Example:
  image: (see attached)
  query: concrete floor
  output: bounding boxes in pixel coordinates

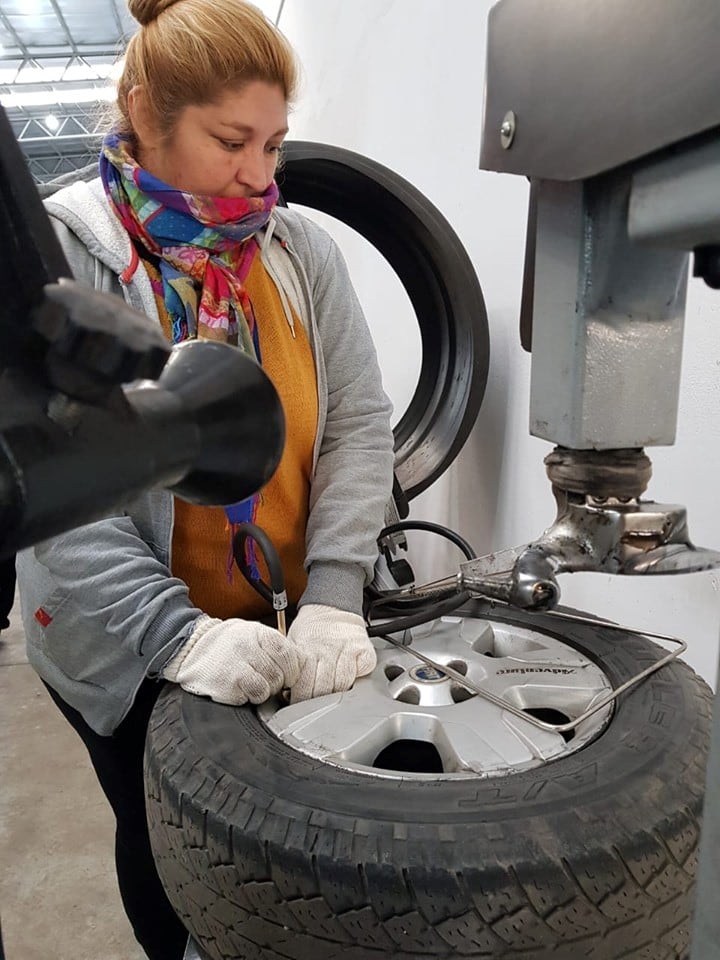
[0,599,145,960]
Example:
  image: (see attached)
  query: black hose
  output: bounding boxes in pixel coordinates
[231,518,473,639]
[366,519,475,625]
[367,590,472,638]
[232,522,285,605]
[366,585,460,620]
[378,520,477,561]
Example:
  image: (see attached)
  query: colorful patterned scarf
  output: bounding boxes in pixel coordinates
[100,130,278,348]
[99,131,279,579]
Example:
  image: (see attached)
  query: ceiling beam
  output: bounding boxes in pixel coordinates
[47,0,79,55]
[0,6,28,57]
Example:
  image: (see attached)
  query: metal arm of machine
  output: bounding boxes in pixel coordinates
[459,448,720,612]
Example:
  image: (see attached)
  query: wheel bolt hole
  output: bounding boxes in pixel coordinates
[396,686,421,705]
[384,664,405,681]
[451,683,475,703]
[446,659,468,675]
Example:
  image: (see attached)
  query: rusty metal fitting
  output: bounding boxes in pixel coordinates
[544,447,653,499]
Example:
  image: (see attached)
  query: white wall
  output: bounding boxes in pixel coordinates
[279,0,720,683]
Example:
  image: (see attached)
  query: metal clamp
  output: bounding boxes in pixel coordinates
[459,494,720,612]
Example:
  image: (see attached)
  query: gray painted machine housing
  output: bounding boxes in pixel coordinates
[480,0,720,182]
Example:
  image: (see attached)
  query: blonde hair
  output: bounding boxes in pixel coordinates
[117,0,298,139]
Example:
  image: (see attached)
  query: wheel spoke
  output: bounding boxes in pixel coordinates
[434,707,568,773]
[265,676,403,764]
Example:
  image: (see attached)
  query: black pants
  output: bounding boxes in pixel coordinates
[44,680,189,960]
[0,555,15,630]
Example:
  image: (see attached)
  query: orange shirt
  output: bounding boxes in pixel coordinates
[152,252,319,619]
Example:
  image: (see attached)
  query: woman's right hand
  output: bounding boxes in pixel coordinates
[161,614,299,705]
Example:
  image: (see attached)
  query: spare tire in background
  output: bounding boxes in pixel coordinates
[278,141,490,500]
[145,602,711,960]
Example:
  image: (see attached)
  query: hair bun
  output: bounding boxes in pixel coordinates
[128,0,182,27]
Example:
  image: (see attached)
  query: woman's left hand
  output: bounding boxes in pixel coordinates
[287,604,377,702]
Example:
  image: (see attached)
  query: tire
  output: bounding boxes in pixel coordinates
[278,142,490,500]
[145,603,711,960]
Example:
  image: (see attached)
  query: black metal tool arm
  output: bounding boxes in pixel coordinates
[0,103,285,558]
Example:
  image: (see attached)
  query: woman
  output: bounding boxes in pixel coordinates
[16,1,394,957]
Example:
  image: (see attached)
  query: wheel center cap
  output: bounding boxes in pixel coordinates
[409,664,448,683]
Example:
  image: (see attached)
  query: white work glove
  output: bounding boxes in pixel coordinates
[288,604,377,702]
[161,614,300,706]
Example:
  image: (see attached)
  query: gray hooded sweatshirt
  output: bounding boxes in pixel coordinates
[17,176,394,734]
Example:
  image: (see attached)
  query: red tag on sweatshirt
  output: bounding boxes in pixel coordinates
[34,608,53,627]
